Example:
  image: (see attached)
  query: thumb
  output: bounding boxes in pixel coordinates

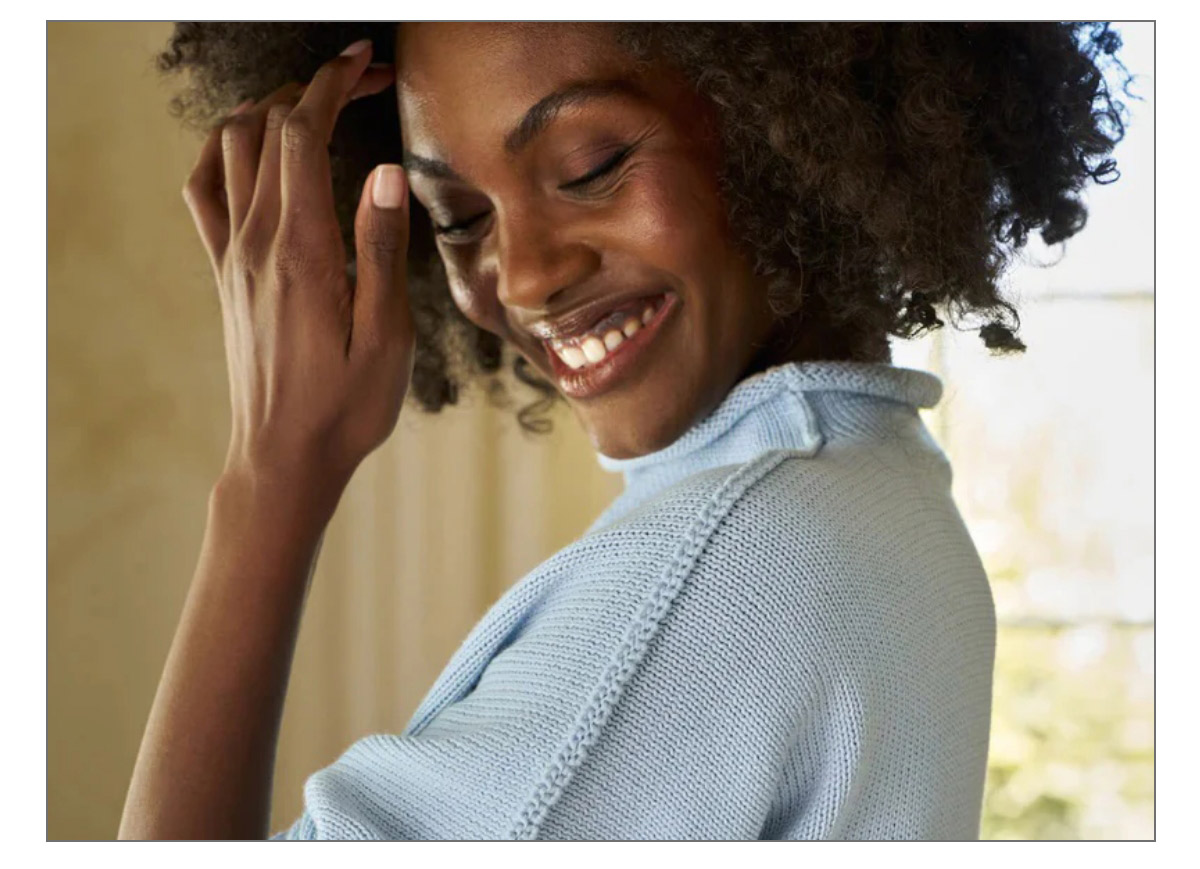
[352,164,411,350]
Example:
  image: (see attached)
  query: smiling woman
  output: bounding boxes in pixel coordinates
[128,21,1134,840]
[393,23,780,458]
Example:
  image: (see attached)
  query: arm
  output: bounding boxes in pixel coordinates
[257,457,802,840]
[119,35,410,839]
[117,468,337,840]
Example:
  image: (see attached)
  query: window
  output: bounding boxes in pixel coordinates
[889,21,1154,839]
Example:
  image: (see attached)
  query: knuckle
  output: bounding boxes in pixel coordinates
[221,113,254,135]
[274,216,310,253]
[220,116,254,151]
[271,225,322,277]
[310,62,339,88]
[280,112,316,154]
[182,176,213,207]
[358,214,403,259]
[269,245,307,282]
[356,237,397,270]
[265,100,294,131]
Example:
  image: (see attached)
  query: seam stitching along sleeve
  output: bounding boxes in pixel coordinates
[506,450,796,840]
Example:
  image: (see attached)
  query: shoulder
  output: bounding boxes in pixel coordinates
[585,440,948,609]
[532,446,914,698]
[569,440,995,705]
[679,444,994,655]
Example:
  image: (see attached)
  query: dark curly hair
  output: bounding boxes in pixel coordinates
[154,22,1135,434]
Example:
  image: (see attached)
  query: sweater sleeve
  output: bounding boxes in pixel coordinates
[267,448,994,839]
[261,454,788,840]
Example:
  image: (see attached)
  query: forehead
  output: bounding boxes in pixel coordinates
[394,23,642,150]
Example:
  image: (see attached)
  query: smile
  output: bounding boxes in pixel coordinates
[544,292,679,400]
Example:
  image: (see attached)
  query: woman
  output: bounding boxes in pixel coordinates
[120,22,1130,840]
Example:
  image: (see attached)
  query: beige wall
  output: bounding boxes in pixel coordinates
[47,21,621,840]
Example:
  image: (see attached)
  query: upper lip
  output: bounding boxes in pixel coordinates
[522,289,668,342]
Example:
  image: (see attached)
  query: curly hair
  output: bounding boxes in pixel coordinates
[154,22,1134,434]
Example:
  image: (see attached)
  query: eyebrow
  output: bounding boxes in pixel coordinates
[401,77,647,184]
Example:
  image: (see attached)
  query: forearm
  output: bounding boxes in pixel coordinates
[118,468,341,840]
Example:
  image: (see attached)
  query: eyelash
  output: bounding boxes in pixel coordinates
[432,147,633,239]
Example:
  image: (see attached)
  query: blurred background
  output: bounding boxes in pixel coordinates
[47,22,1153,840]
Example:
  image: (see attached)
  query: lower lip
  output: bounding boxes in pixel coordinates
[545,293,679,400]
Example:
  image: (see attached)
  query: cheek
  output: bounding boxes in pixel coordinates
[621,166,725,270]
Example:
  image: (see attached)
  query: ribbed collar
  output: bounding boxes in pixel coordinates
[587,360,942,532]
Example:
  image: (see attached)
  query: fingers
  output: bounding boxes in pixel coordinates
[249,69,395,243]
[353,64,397,99]
[280,39,378,230]
[182,109,240,276]
[181,51,396,274]
[220,102,266,235]
[245,82,306,242]
[352,164,411,353]
[295,40,382,149]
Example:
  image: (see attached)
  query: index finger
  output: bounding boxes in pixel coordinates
[279,40,378,224]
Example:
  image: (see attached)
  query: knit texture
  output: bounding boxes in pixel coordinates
[270,360,996,840]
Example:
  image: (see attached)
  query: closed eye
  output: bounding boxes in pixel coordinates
[560,146,633,192]
[432,146,634,238]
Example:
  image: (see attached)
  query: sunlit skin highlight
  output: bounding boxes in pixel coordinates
[395,22,779,459]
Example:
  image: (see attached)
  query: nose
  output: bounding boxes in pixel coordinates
[494,203,599,313]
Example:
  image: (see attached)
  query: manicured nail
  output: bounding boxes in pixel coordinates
[372,165,407,209]
[341,38,372,57]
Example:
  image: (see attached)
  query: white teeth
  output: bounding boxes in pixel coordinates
[549,295,668,371]
[580,335,607,364]
[559,344,586,369]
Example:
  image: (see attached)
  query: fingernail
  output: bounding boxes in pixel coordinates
[341,38,372,57]
[230,98,255,115]
[372,165,407,209]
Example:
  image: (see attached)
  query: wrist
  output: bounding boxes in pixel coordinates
[210,456,347,540]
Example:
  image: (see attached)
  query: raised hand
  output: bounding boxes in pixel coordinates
[182,38,411,508]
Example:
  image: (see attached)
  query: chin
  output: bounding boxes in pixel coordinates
[581,401,691,460]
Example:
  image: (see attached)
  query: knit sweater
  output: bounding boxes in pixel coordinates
[269,360,996,840]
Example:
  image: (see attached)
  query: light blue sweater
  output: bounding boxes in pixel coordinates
[270,360,996,840]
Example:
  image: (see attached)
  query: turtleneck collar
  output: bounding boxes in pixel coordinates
[586,360,942,533]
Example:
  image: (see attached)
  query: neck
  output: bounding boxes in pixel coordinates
[741,307,892,383]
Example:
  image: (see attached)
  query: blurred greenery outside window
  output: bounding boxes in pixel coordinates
[888,22,1153,840]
